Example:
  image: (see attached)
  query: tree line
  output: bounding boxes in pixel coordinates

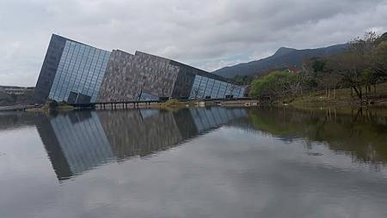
[249,32,387,104]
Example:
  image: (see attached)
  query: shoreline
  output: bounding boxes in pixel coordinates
[2,98,387,115]
[1,99,260,113]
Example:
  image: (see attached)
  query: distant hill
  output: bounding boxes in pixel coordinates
[212,44,348,78]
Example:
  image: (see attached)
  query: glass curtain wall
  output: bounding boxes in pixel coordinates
[48,40,110,103]
[189,75,245,99]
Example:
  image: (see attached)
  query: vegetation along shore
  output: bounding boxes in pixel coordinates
[247,32,387,107]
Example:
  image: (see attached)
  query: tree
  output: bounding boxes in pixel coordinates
[301,58,342,98]
[372,40,387,81]
[327,32,379,103]
[250,71,299,102]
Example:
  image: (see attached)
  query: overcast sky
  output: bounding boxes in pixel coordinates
[1,0,387,86]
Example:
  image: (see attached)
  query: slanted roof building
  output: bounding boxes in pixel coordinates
[34,34,246,104]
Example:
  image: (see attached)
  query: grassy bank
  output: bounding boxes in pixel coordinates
[288,82,387,108]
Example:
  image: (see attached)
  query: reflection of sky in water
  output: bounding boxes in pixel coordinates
[1,108,387,218]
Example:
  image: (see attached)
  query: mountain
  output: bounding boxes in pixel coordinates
[212,44,348,78]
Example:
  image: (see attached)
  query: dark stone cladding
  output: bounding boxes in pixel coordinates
[98,50,138,101]
[98,50,239,102]
[98,50,181,102]
[33,34,67,103]
[134,51,180,98]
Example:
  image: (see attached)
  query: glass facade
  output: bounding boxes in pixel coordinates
[48,40,110,104]
[190,107,247,133]
[189,75,245,99]
[139,92,159,101]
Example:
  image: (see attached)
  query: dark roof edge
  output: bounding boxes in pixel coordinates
[51,34,110,53]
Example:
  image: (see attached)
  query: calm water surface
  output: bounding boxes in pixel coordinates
[1,107,387,218]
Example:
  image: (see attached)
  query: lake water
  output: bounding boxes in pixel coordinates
[1,107,387,218]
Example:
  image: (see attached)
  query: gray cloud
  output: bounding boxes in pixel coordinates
[1,0,387,86]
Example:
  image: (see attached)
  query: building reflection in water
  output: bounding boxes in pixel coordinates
[36,107,247,181]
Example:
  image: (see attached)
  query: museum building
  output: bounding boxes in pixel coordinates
[34,34,246,104]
